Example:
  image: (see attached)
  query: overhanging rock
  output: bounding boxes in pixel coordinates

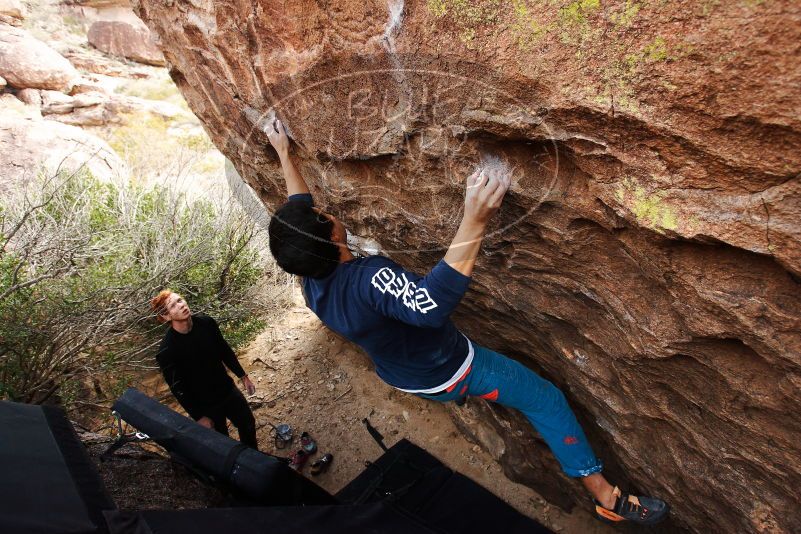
[132,1,801,532]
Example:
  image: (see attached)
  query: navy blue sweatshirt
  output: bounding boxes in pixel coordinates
[291,194,473,391]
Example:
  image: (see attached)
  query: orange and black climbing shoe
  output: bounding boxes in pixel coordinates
[594,486,670,526]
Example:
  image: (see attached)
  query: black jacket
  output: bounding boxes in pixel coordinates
[156,314,246,419]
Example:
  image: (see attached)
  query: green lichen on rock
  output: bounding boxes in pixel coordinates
[610,0,640,27]
[460,26,477,44]
[625,35,670,70]
[423,0,661,67]
[555,0,602,45]
[510,0,547,49]
[423,0,548,49]
[643,36,668,61]
[425,0,502,26]
[635,35,697,66]
[616,177,679,232]
[427,0,449,18]
[558,0,600,26]
[424,0,503,46]
[697,0,720,17]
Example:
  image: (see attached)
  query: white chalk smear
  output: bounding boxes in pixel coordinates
[475,154,513,189]
[244,106,296,141]
[383,0,405,52]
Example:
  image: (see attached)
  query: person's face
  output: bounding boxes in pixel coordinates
[313,208,347,245]
[162,293,191,322]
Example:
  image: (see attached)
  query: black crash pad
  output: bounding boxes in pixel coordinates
[0,400,115,534]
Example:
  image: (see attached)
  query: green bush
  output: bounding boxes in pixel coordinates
[0,169,292,404]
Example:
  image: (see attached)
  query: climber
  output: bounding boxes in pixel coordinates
[150,290,259,450]
[264,118,669,525]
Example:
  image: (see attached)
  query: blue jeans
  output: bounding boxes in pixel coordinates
[417,343,603,477]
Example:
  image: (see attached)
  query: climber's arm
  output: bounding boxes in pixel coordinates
[363,166,510,329]
[442,167,510,277]
[266,119,310,198]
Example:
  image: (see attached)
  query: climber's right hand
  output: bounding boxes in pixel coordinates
[462,167,510,228]
[266,118,290,156]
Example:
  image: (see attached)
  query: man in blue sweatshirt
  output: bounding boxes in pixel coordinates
[264,119,668,525]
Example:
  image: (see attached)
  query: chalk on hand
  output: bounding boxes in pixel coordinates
[476,154,513,190]
[244,106,277,134]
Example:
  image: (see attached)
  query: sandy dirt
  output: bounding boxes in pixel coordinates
[237,292,614,534]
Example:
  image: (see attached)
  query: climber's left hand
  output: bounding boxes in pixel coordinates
[266,118,290,156]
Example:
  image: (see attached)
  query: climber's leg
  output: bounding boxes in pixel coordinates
[416,342,670,525]
[583,472,616,508]
[462,343,603,477]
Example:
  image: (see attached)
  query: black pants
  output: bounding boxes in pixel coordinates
[205,387,258,450]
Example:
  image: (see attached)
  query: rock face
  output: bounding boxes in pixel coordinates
[132,1,801,532]
[0,24,78,91]
[0,102,127,190]
[87,19,165,66]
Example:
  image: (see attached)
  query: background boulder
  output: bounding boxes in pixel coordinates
[0,24,78,91]
[40,89,75,114]
[15,88,42,106]
[87,19,165,66]
[0,102,127,190]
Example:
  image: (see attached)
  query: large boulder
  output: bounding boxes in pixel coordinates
[87,19,165,66]
[0,103,127,190]
[0,24,78,91]
[133,1,801,532]
[69,78,109,96]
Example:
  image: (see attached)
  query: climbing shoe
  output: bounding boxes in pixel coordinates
[594,486,670,525]
[300,432,318,454]
[310,453,334,476]
[289,449,310,471]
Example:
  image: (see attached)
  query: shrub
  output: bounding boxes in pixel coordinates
[0,168,292,404]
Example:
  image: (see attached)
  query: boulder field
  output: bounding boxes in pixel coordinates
[132,1,801,532]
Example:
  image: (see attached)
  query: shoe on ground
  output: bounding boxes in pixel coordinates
[300,431,317,454]
[289,449,309,471]
[594,486,670,525]
[310,453,333,476]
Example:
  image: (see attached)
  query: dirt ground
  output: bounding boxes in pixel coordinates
[236,291,614,534]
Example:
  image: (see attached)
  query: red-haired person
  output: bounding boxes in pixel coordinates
[151,290,258,449]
